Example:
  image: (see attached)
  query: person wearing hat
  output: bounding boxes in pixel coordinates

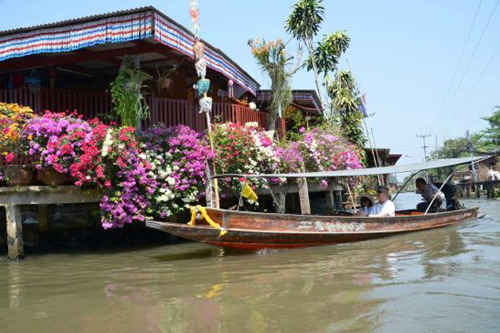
[356,194,375,216]
[368,186,395,217]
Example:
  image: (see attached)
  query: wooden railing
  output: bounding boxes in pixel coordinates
[1,89,287,166]
[0,88,111,119]
[0,88,279,131]
[146,97,269,132]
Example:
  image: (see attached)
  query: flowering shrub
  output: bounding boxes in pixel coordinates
[277,126,364,187]
[68,120,157,229]
[141,124,214,218]
[0,103,34,163]
[22,113,157,229]
[212,122,280,198]
[23,111,92,172]
[99,147,157,229]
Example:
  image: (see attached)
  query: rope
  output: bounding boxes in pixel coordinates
[188,205,227,237]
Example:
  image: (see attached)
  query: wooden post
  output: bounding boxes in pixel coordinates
[297,178,311,215]
[38,204,49,232]
[5,205,24,261]
[476,184,481,199]
[277,193,286,214]
[486,185,492,198]
[325,190,335,215]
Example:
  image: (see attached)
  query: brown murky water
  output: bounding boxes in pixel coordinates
[0,193,499,332]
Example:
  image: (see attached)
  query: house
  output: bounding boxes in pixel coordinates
[0,6,274,131]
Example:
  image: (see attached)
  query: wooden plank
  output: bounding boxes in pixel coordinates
[0,186,101,206]
[6,205,24,261]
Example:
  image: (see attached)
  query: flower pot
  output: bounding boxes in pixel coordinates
[38,167,67,186]
[4,165,34,186]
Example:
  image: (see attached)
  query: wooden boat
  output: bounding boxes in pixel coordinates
[146,156,486,250]
[146,206,478,250]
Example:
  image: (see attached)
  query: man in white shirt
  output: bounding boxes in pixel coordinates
[368,186,396,217]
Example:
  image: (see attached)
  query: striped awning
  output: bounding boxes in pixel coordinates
[0,7,259,95]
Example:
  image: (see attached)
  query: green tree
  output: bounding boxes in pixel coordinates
[249,39,300,131]
[307,31,350,76]
[326,70,366,147]
[429,133,483,159]
[481,105,500,151]
[286,0,325,109]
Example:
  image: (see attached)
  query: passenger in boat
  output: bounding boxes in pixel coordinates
[368,186,395,217]
[356,194,374,216]
[415,178,447,212]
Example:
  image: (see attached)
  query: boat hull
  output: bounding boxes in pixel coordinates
[146,207,478,250]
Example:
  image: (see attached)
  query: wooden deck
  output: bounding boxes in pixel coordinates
[0,186,101,261]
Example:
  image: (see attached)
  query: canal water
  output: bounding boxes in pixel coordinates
[0,193,499,332]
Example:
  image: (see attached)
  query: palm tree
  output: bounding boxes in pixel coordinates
[249,39,300,131]
[307,31,350,76]
[286,0,325,110]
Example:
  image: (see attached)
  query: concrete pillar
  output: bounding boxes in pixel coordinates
[5,205,24,261]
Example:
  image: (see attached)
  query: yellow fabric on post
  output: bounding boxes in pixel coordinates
[241,182,258,202]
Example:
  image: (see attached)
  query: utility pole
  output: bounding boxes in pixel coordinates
[435,135,441,180]
[417,134,431,162]
[435,135,439,159]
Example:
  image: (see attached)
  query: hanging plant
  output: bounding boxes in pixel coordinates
[110,57,152,127]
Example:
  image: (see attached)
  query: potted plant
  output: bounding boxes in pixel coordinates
[23,111,92,186]
[0,103,35,186]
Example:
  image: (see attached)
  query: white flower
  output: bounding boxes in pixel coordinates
[166,177,176,186]
[101,129,114,157]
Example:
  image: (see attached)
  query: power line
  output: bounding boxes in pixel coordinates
[462,36,500,105]
[433,0,483,126]
[443,36,500,131]
[435,0,499,128]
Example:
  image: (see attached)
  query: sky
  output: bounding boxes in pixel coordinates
[1,0,499,166]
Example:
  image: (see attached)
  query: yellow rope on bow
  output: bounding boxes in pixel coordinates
[187,205,227,237]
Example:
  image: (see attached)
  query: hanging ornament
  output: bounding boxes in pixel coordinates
[190,0,200,38]
[227,79,234,99]
[193,41,205,59]
[193,78,210,97]
[190,6,199,22]
[199,96,213,113]
[195,57,207,79]
[192,23,201,39]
